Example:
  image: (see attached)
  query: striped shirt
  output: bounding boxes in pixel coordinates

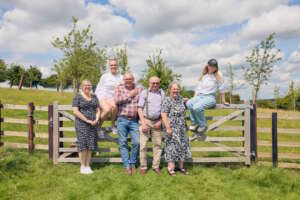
[114,84,143,118]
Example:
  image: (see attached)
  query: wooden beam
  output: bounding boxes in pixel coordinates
[52,102,59,164]
[58,111,75,121]
[244,102,251,165]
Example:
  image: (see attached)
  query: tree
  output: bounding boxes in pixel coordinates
[181,87,194,98]
[6,64,25,88]
[52,17,106,94]
[288,80,296,111]
[24,66,42,88]
[53,62,69,93]
[224,63,244,104]
[243,33,282,103]
[114,45,130,75]
[40,75,58,89]
[0,59,7,82]
[139,49,181,92]
[273,85,280,109]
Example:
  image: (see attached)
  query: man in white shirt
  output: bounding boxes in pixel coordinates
[95,58,123,134]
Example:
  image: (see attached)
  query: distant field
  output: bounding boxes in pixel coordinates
[1,87,300,199]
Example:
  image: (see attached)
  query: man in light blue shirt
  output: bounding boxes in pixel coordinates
[138,76,165,175]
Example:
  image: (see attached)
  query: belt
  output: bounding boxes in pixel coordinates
[119,116,138,121]
[144,116,161,121]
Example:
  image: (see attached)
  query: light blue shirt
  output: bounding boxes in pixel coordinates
[138,89,165,119]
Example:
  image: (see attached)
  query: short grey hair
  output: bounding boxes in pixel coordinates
[168,81,181,92]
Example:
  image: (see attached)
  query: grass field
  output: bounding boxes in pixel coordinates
[1,88,300,199]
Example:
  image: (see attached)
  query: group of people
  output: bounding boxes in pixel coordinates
[72,58,227,176]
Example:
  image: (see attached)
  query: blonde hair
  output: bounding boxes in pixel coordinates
[199,65,222,82]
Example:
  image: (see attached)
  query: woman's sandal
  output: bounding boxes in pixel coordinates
[168,169,176,176]
[178,168,189,175]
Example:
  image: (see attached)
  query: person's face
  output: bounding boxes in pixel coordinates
[82,81,92,94]
[109,60,118,75]
[123,75,134,88]
[149,78,160,92]
[208,65,217,74]
[170,84,180,99]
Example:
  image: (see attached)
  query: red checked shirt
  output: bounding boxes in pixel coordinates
[114,84,143,118]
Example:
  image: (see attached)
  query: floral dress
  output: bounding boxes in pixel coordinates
[72,94,99,151]
[162,96,191,162]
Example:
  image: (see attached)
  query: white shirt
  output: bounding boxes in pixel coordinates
[95,72,123,100]
[195,73,225,95]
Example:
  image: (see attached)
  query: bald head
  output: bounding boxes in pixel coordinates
[123,72,135,89]
[149,76,160,92]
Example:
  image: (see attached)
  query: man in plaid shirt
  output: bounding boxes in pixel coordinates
[114,72,143,176]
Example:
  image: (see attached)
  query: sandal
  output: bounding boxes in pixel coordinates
[178,168,189,175]
[168,169,176,176]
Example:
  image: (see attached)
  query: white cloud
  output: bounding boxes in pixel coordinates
[110,0,287,34]
[240,5,300,40]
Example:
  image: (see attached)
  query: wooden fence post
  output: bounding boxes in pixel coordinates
[244,101,251,165]
[48,104,53,160]
[272,112,278,168]
[28,102,35,154]
[250,104,258,162]
[0,101,3,147]
[52,102,59,164]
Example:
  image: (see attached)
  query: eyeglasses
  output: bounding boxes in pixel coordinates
[83,85,92,87]
[110,64,118,66]
[151,82,160,85]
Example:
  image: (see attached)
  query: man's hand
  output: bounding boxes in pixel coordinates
[166,127,172,136]
[129,88,138,97]
[153,120,162,129]
[142,123,149,133]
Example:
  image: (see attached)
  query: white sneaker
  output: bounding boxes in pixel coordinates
[80,165,86,174]
[111,126,118,135]
[189,125,197,131]
[97,129,104,139]
[85,166,93,174]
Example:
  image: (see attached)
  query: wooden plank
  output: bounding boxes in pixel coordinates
[191,147,245,152]
[3,104,27,110]
[4,118,27,124]
[4,142,28,149]
[58,157,123,163]
[244,104,251,165]
[259,161,300,169]
[34,105,48,111]
[59,117,72,122]
[216,126,244,132]
[205,137,245,142]
[59,127,75,132]
[35,132,48,138]
[186,157,246,163]
[258,152,300,160]
[60,152,74,159]
[59,137,77,142]
[53,102,59,164]
[58,111,75,121]
[258,140,300,148]
[35,119,48,125]
[58,105,73,111]
[215,104,252,109]
[35,144,49,150]
[257,113,300,120]
[258,127,300,135]
[3,131,27,137]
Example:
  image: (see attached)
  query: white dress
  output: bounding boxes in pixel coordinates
[95,72,123,100]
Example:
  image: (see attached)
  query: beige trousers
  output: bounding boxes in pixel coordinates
[139,118,162,169]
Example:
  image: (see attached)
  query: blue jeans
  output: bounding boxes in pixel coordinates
[117,117,140,169]
[186,94,216,127]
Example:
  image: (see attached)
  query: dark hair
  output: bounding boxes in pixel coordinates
[208,58,218,68]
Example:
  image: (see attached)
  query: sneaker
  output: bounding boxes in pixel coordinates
[97,129,105,139]
[189,124,198,131]
[196,126,207,133]
[85,166,93,174]
[80,165,86,174]
[111,126,118,135]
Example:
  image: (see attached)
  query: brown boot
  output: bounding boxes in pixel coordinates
[125,168,132,176]
[140,168,147,175]
[152,168,161,175]
[131,165,137,174]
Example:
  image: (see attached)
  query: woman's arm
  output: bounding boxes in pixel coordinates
[73,107,92,124]
[161,112,172,136]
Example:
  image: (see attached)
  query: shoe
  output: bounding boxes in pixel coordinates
[152,168,161,175]
[140,168,147,175]
[80,165,86,174]
[125,168,132,176]
[97,129,105,139]
[196,126,208,140]
[178,168,189,175]
[111,126,118,135]
[167,169,176,176]
[189,125,197,131]
[85,166,93,174]
[131,165,137,174]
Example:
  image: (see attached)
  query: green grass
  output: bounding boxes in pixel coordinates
[1,88,300,199]
[1,148,300,200]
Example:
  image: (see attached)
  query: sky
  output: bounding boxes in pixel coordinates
[1,0,300,99]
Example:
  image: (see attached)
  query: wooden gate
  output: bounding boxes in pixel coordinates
[49,101,252,165]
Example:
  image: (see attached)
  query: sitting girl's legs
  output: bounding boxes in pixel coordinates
[186,96,202,126]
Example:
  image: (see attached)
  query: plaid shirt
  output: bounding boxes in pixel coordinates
[114,84,143,118]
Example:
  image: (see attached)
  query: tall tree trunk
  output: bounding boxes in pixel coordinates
[73,79,79,94]
[18,74,24,90]
[59,81,64,93]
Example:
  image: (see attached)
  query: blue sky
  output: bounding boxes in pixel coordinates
[1,0,300,100]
